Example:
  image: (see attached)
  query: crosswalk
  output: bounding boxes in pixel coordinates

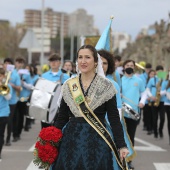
[26,137,169,170]
[154,163,170,170]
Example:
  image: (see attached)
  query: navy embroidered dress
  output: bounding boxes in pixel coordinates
[52,97,126,170]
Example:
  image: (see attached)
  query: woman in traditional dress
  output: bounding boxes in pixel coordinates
[52,45,129,170]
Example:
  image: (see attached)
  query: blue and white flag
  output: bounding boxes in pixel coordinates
[95,17,113,51]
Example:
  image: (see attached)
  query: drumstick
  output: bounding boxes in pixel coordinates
[122,95,139,107]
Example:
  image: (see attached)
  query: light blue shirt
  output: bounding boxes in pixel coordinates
[140,72,148,87]
[121,75,145,118]
[9,69,21,105]
[112,70,121,87]
[161,80,169,103]
[0,84,12,117]
[19,73,32,100]
[42,69,69,84]
[107,74,122,108]
[31,75,39,85]
[147,76,164,102]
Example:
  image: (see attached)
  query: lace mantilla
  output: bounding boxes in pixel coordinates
[62,75,116,117]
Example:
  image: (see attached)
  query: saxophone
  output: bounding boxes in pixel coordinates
[153,79,162,107]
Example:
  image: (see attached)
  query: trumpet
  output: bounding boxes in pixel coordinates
[0,71,11,96]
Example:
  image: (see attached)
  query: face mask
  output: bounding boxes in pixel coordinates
[125,67,134,74]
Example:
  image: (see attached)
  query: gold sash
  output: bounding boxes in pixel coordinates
[67,77,128,170]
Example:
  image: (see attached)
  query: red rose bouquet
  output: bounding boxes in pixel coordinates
[33,126,63,169]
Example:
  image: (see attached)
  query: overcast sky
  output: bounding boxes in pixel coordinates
[0,0,170,39]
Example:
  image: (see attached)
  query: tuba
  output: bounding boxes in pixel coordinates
[0,71,11,95]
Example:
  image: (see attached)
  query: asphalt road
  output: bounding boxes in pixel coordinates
[0,117,170,170]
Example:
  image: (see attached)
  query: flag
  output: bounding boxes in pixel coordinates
[95,17,113,51]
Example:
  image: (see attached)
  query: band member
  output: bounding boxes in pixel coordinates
[13,57,32,142]
[41,53,69,84]
[146,65,165,138]
[0,68,12,161]
[121,59,146,169]
[160,71,170,144]
[62,60,74,77]
[139,63,152,88]
[114,55,124,77]
[144,69,156,135]
[3,58,21,146]
[51,45,129,170]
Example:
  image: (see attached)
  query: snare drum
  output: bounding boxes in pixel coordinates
[28,78,61,122]
[122,103,140,120]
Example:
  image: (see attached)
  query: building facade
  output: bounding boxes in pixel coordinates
[24,8,69,38]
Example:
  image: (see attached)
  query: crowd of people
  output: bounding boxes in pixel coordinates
[0,45,170,170]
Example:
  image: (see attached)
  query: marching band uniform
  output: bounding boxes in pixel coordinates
[42,69,69,84]
[160,78,170,143]
[6,69,21,145]
[0,69,12,160]
[13,72,32,141]
[121,74,145,145]
[112,70,121,87]
[146,75,165,138]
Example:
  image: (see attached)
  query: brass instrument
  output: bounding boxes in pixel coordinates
[0,71,11,95]
[135,63,145,70]
[153,79,162,107]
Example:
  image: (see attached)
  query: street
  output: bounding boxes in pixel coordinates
[0,118,170,170]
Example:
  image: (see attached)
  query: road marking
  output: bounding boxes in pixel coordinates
[3,149,30,152]
[134,137,166,151]
[154,163,170,170]
[29,144,35,152]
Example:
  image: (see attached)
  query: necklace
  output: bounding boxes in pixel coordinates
[79,74,97,103]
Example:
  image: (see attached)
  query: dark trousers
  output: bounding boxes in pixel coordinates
[6,104,16,142]
[144,104,153,131]
[124,117,138,146]
[0,117,8,154]
[165,105,170,137]
[151,102,165,136]
[13,101,28,138]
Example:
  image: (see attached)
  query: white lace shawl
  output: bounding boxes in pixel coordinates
[62,74,116,117]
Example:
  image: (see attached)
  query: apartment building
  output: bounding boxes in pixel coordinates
[24,8,69,38]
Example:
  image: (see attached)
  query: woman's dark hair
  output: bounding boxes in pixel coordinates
[114,55,121,62]
[77,45,98,63]
[97,49,115,75]
[63,60,73,69]
[146,69,155,84]
[31,65,38,75]
[123,59,135,68]
[26,64,34,77]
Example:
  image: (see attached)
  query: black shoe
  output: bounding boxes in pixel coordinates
[154,134,158,139]
[5,141,11,146]
[159,132,163,138]
[147,131,152,135]
[128,161,134,169]
[12,137,19,142]
[24,128,29,132]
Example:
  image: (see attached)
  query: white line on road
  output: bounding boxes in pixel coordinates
[154,163,170,170]
[134,137,166,151]
[29,144,35,152]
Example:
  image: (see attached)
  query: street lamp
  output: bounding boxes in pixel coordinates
[40,0,45,66]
